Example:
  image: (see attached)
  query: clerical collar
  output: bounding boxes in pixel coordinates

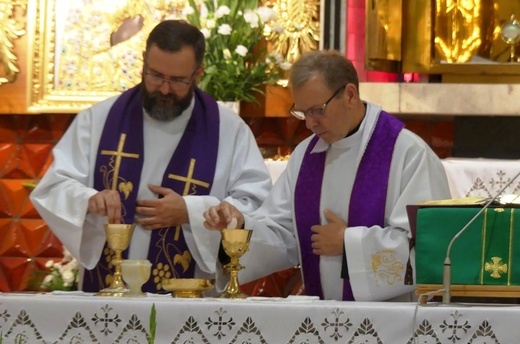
[345,103,366,138]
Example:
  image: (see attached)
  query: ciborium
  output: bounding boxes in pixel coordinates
[220,228,253,299]
[96,224,135,297]
[121,259,151,297]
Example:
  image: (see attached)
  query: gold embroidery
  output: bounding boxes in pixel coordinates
[118,181,133,199]
[173,250,192,273]
[371,249,404,286]
[168,158,210,240]
[168,158,210,195]
[485,257,508,279]
[152,262,172,291]
[100,133,140,194]
[480,208,488,284]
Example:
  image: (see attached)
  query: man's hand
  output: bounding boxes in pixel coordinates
[203,201,244,230]
[310,209,346,256]
[88,190,122,224]
[135,184,188,230]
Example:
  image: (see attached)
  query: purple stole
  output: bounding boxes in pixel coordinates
[294,111,404,300]
[83,85,219,293]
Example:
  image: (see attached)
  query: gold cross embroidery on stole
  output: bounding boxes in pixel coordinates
[101,133,140,192]
[168,158,210,240]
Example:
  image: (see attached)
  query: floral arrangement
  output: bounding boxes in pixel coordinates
[184,0,291,102]
[41,247,79,291]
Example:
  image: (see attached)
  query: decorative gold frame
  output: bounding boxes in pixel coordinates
[27,0,115,113]
[24,0,320,114]
[26,0,183,113]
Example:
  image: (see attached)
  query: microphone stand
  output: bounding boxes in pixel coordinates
[442,170,520,304]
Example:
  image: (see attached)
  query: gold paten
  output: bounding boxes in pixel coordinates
[220,228,253,299]
[96,224,135,297]
[162,278,214,298]
[0,0,27,85]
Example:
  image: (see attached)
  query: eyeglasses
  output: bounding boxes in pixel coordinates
[289,84,347,120]
[144,68,197,91]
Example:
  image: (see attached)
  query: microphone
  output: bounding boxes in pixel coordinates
[442,169,520,304]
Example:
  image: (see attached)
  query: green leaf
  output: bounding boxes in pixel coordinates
[148,303,156,344]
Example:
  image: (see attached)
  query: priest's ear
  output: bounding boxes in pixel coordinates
[345,83,360,103]
[193,65,205,84]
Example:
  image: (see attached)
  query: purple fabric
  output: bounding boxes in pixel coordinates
[294,135,326,299]
[84,86,220,293]
[294,110,404,300]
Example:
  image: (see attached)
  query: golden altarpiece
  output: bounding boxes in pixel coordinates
[0,0,320,114]
[367,0,520,83]
[2,1,520,114]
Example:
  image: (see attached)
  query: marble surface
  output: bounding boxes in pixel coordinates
[360,82,520,116]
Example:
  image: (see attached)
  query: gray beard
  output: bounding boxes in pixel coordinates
[147,102,187,121]
[141,86,194,122]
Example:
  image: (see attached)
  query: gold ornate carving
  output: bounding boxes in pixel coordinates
[27,0,184,112]
[366,0,402,72]
[484,257,508,278]
[434,0,484,63]
[27,0,316,113]
[262,0,320,64]
[371,249,404,286]
[0,0,27,85]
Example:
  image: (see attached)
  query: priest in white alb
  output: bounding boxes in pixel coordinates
[204,50,451,301]
[30,20,272,293]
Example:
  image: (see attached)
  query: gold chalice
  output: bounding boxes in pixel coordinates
[96,224,135,297]
[220,228,253,299]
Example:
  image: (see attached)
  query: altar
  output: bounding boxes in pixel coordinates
[265,158,520,198]
[1,292,520,343]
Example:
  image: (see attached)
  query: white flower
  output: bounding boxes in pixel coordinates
[270,52,284,64]
[218,24,232,35]
[182,6,195,16]
[280,62,292,70]
[42,274,54,286]
[201,28,211,39]
[271,23,285,34]
[256,6,277,23]
[62,247,74,261]
[235,45,248,57]
[244,10,259,28]
[45,260,54,268]
[215,5,231,18]
[223,49,232,59]
[200,4,208,19]
[62,270,75,285]
[205,19,216,29]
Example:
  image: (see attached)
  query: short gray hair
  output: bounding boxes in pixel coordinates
[289,50,359,92]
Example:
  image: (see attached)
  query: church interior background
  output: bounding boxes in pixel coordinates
[1,0,520,294]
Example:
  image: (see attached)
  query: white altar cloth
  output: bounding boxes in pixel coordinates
[441,158,520,198]
[265,158,520,198]
[1,292,520,343]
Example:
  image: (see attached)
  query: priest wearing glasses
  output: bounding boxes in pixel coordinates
[30,20,272,293]
[204,50,451,301]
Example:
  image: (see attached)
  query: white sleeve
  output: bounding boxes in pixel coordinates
[182,110,273,276]
[29,102,113,269]
[346,132,451,301]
